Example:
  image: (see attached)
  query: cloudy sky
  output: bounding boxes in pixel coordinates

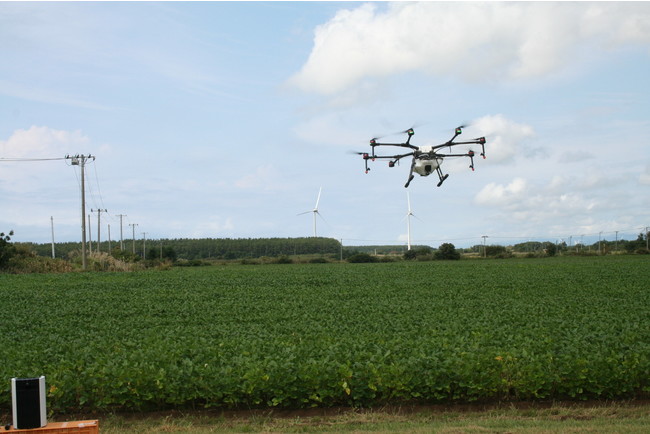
[1,2,649,248]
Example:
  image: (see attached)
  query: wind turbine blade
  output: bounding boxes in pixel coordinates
[314,187,322,210]
[315,210,327,223]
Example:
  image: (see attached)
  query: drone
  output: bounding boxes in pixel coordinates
[356,126,487,188]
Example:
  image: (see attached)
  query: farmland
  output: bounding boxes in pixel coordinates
[1,256,648,413]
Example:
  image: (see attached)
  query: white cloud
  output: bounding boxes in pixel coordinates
[472,175,626,237]
[1,125,89,158]
[471,115,535,164]
[0,126,90,192]
[475,177,528,207]
[289,2,650,95]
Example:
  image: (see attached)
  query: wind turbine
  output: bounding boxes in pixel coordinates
[405,192,415,250]
[298,187,323,237]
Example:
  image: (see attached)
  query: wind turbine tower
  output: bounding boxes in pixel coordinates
[406,192,414,250]
[298,187,323,237]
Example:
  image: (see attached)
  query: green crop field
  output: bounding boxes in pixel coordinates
[1,256,648,413]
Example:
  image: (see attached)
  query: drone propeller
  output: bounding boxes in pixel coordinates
[395,126,416,135]
[455,125,468,134]
[372,122,426,140]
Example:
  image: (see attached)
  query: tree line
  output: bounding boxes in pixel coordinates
[18,237,342,261]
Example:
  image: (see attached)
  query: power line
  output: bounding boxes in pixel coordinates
[0,157,67,162]
[90,160,107,210]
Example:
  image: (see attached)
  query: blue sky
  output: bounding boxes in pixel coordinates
[1,1,649,249]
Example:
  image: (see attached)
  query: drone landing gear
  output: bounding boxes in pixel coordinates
[404,160,417,188]
[436,167,449,187]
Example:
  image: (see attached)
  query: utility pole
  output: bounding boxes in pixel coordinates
[91,209,107,252]
[615,231,619,252]
[88,214,92,254]
[116,214,127,250]
[129,223,138,254]
[646,226,649,250]
[67,155,94,270]
[482,235,488,258]
[107,224,112,252]
[599,231,603,255]
[50,216,55,259]
[142,232,148,259]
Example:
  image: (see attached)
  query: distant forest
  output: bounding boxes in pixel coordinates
[19,237,346,261]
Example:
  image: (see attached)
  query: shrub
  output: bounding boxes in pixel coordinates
[0,230,15,270]
[87,252,142,272]
[403,250,417,260]
[8,256,74,274]
[347,253,377,263]
[274,255,293,264]
[434,243,461,260]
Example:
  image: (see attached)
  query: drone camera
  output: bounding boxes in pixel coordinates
[388,161,395,167]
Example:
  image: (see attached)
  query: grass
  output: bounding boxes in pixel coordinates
[30,401,649,433]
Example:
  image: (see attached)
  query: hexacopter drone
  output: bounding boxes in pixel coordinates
[356,126,487,188]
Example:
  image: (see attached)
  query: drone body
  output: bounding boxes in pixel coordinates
[357,126,486,188]
[410,146,442,176]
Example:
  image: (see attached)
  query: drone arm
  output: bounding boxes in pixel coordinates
[371,142,419,154]
[435,150,477,170]
[436,152,474,157]
[368,152,413,159]
[361,151,414,173]
[431,137,486,150]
